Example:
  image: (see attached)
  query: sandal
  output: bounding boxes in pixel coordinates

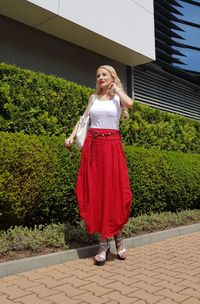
[115,237,127,260]
[94,241,111,266]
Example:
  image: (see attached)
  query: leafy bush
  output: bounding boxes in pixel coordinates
[0,131,200,229]
[0,132,59,228]
[0,63,93,136]
[0,224,67,254]
[123,209,200,236]
[0,131,83,229]
[1,63,200,153]
[126,146,200,217]
[120,102,200,153]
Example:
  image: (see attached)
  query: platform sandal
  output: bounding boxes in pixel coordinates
[94,241,111,266]
[115,237,127,260]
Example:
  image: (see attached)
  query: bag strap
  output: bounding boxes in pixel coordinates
[85,94,96,116]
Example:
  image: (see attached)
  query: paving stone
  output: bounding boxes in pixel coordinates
[154,280,186,293]
[46,292,82,304]
[11,277,40,289]
[102,290,136,304]
[128,289,164,304]
[53,283,88,297]
[156,298,177,304]
[58,275,92,287]
[0,295,21,304]
[181,297,200,304]
[34,276,68,288]
[180,287,200,300]
[2,285,31,300]
[73,291,108,304]
[155,288,190,303]
[0,231,199,304]
[25,284,59,298]
[79,282,114,297]
[12,294,54,304]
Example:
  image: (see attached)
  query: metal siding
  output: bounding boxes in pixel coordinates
[134,67,200,120]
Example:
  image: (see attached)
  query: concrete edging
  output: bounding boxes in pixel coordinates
[1,223,200,278]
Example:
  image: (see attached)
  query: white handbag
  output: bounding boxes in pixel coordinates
[75,95,95,150]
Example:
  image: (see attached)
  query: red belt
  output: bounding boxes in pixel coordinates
[89,130,119,164]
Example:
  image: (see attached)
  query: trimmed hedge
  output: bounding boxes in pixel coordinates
[0,132,80,229]
[0,63,93,136]
[0,132,199,229]
[120,103,200,153]
[125,146,200,216]
[1,63,200,153]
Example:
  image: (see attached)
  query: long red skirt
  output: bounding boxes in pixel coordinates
[75,128,133,238]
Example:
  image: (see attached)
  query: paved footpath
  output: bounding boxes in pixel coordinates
[0,232,200,304]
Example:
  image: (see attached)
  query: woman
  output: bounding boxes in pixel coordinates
[65,65,133,265]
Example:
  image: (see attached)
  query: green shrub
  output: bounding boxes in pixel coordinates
[120,102,200,153]
[0,131,82,229]
[0,224,67,254]
[126,146,200,216]
[0,131,200,229]
[0,132,58,228]
[1,63,200,153]
[123,209,200,236]
[0,63,93,136]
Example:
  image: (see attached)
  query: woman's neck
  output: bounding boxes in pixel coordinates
[99,88,112,97]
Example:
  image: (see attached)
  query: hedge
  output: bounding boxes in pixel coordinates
[120,103,200,153]
[1,63,200,153]
[126,146,200,216]
[0,63,93,136]
[0,132,199,229]
[0,132,81,229]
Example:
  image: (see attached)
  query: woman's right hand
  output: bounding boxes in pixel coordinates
[64,137,74,149]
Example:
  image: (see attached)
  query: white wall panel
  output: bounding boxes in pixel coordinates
[58,0,155,60]
[133,0,154,13]
[0,0,155,66]
[27,0,59,14]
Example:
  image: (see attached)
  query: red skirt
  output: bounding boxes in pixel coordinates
[75,128,133,238]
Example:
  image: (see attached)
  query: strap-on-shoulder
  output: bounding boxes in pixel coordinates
[85,94,95,115]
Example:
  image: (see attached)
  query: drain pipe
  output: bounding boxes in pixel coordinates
[126,65,133,98]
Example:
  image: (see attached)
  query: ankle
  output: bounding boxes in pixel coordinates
[99,239,110,251]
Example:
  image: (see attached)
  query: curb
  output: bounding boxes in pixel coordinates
[1,223,200,278]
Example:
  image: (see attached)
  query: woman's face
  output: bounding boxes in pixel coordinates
[96,68,114,89]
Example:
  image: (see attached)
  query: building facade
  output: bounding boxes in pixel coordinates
[0,0,199,120]
[0,0,155,89]
[134,0,200,120]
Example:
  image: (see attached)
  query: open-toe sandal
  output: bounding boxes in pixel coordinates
[115,237,127,260]
[94,241,110,266]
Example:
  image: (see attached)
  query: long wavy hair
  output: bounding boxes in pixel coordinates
[95,65,129,119]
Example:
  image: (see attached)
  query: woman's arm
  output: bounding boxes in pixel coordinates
[115,89,133,108]
[64,94,95,149]
[109,83,133,108]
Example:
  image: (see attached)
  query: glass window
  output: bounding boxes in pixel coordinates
[172,0,200,72]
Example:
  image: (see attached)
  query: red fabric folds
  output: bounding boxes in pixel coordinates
[75,128,133,238]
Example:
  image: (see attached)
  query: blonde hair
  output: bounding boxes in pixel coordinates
[96,65,129,119]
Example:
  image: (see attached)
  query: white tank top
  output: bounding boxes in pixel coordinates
[90,95,122,130]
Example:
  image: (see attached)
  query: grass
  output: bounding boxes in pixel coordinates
[0,209,200,262]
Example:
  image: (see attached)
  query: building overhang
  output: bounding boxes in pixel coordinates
[0,0,155,66]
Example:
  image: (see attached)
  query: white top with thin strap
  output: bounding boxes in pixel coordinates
[89,95,122,130]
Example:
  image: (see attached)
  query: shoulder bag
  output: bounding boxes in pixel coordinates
[75,94,95,150]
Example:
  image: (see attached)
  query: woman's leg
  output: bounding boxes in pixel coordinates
[114,230,127,260]
[94,236,110,265]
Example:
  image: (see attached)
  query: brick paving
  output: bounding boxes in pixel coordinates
[0,232,200,304]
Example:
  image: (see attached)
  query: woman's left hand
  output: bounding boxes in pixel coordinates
[108,83,120,95]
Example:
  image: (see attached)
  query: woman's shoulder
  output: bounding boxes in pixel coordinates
[89,93,96,102]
